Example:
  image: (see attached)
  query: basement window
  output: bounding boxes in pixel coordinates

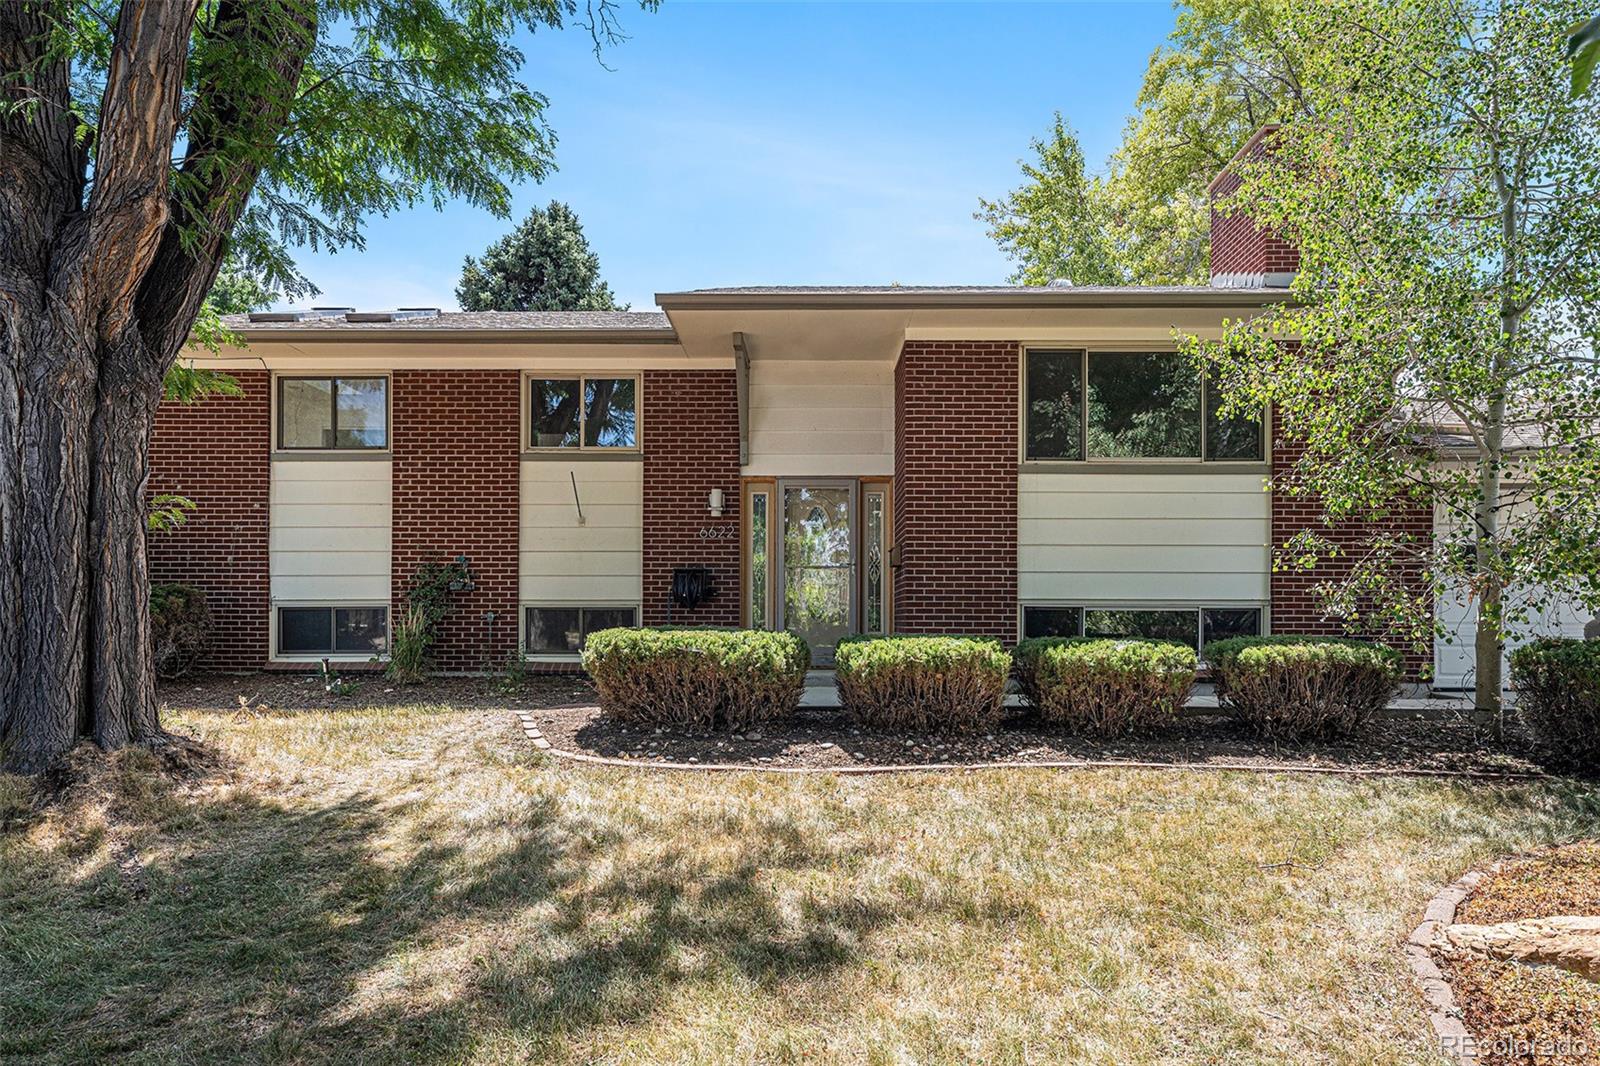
[528,376,638,450]
[1021,604,1262,654]
[278,377,388,450]
[278,606,389,656]
[525,605,639,655]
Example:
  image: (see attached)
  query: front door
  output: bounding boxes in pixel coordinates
[779,482,854,663]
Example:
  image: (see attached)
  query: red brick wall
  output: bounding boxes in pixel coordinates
[148,370,271,670]
[1269,437,1433,678]
[893,341,1019,641]
[640,370,741,626]
[390,370,521,672]
[1209,147,1299,282]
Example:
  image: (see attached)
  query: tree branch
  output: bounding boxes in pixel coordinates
[70,0,199,330]
[134,0,316,363]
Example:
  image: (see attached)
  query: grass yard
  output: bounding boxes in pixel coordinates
[3,701,1598,1064]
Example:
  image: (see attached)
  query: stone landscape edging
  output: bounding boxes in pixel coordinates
[510,710,1547,781]
[1406,865,1500,1066]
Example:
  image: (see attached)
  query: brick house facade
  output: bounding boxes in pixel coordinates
[640,370,742,627]
[389,369,522,672]
[146,125,1479,683]
[148,370,271,671]
[893,341,1019,642]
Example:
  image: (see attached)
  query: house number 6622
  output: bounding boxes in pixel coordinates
[697,527,734,539]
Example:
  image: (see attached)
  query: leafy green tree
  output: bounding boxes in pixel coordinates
[1101,0,1302,283]
[982,0,1302,285]
[457,201,623,311]
[170,252,283,403]
[0,0,652,773]
[1187,0,1600,718]
[977,116,1122,287]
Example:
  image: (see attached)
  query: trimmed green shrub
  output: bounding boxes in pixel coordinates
[582,627,808,730]
[1510,638,1600,770]
[1015,638,1196,736]
[1205,636,1401,739]
[833,635,1011,732]
[1013,636,1090,708]
[150,583,212,679]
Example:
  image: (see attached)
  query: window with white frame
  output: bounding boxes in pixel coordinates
[277,605,389,656]
[1024,349,1263,462]
[524,605,639,655]
[1021,604,1262,653]
[278,377,388,450]
[528,376,638,450]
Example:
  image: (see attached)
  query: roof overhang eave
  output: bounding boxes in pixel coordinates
[214,327,682,345]
[654,290,1296,311]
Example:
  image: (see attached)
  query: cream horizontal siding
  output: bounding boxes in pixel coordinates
[745,359,894,476]
[1018,470,1270,604]
[270,460,391,602]
[520,460,642,603]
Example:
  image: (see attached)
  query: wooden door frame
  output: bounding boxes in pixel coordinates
[742,475,893,635]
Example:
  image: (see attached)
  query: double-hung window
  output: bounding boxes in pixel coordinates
[1024,349,1263,462]
[528,376,639,450]
[278,377,388,450]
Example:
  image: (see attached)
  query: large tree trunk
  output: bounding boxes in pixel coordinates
[86,328,167,751]
[1,321,168,772]
[2,318,98,774]
[0,0,200,773]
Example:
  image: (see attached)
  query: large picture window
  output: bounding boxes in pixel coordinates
[528,376,638,450]
[1021,604,1262,655]
[278,377,388,450]
[1023,350,1263,462]
[1087,351,1201,458]
[525,605,638,654]
[278,605,389,656]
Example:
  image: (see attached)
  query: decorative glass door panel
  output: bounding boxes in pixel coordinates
[780,484,853,661]
[863,487,888,635]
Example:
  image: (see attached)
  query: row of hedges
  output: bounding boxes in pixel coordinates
[1509,638,1600,770]
[834,635,1011,731]
[581,627,810,731]
[582,628,1407,741]
[1015,637,1198,736]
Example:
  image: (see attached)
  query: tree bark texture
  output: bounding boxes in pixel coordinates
[0,0,318,772]
[1,0,200,772]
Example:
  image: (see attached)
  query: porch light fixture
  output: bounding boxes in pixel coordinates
[708,488,725,517]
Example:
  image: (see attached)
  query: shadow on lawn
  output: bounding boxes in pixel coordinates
[2,757,901,1065]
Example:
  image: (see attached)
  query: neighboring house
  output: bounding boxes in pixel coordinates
[149,136,1588,684]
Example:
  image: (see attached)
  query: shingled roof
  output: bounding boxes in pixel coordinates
[224,310,672,332]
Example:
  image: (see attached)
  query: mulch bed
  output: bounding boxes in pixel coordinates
[1443,842,1600,1066]
[162,674,1554,776]
[160,672,596,713]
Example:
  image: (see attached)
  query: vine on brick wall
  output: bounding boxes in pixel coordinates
[388,558,476,683]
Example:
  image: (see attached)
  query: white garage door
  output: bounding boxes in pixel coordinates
[1433,499,1598,690]
[1433,583,1594,690]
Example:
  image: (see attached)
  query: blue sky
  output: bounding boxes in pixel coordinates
[283,1,1178,312]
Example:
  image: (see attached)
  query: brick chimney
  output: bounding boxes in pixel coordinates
[1207,124,1298,288]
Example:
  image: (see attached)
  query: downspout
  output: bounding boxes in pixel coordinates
[733,331,750,467]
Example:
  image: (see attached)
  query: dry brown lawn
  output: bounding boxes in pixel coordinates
[3,701,1597,1064]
